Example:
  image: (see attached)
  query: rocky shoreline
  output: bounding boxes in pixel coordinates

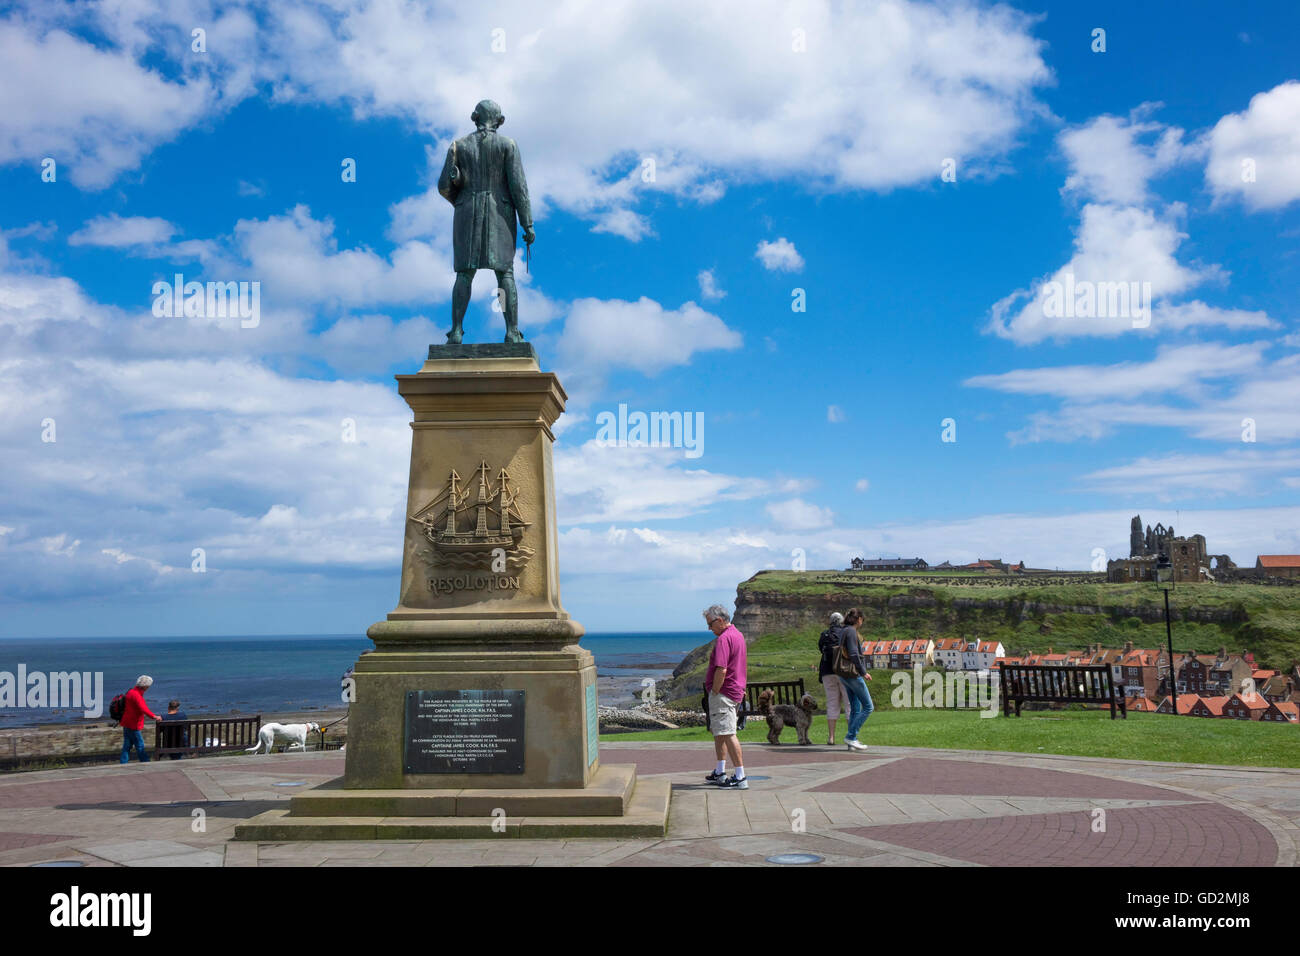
[597,702,708,732]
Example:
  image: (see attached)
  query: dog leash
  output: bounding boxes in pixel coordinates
[319,715,347,731]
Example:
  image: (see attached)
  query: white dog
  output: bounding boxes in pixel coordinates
[245,721,320,755]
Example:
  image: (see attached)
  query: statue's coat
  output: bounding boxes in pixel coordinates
[438,129,532,272]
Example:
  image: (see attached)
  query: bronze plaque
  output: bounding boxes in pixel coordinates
[404,690,525,774]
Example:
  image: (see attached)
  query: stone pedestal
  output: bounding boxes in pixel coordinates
[235,344,668,841]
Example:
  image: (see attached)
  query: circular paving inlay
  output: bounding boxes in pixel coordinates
[766,853,824,865]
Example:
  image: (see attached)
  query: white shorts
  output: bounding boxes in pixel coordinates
[708,691,739,736]
[822,674,850,721]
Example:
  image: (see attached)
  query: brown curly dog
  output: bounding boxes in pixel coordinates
[758,689,816,745]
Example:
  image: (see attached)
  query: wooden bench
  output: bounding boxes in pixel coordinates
[153,714,263,758]
[742,679,807,715]
[1000,664,1126,719]
[703,680,808,732]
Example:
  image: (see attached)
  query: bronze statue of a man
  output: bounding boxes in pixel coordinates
[437,99,535,344]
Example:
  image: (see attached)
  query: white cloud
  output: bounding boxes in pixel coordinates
[557,296,741,378]
[1205,81,1300,211]
[67,213,216,262]
[556,441,779,525]
[827,404,846,422]
[965,342,1269,400]
[987,203,1224,343]
[1059,106,1193,205]
[755,237,805,272]
[1154,300,1275,333]
[1081,450,1300,498]
[697,268,725,301]
[765,498,834,531]
[69,215,176,248]
[855,479,870,493]
[0,21,213,188]
[233,205,452,308]
[2,2,1053,233]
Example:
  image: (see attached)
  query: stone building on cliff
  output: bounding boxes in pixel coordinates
[1106,514,1234,583]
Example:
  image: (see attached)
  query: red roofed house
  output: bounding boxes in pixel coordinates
[933,638,965,670]
[1190,695,1229,718]
[1258,673,1295,704]
[1221,693,1269,721]
[1256,555,1300,579]
[1157,695,1200,716]
[1128,696,1159,712]
[887,640,909,669]
[866,641,890,670]
[963,640,1004,671]
[903,639,934,668]
[1042,647,1070,667]
[1262,701,1299,723]
[1118,645,1164,700]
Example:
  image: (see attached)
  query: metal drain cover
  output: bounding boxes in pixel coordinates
[766,853,824,865]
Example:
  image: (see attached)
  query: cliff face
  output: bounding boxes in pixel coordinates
[733,588,1247,637]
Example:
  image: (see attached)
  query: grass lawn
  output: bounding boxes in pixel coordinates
[601,708,1300,769]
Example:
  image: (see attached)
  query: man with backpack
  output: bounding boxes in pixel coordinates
[113,675,161,763]
[818,612,852,746]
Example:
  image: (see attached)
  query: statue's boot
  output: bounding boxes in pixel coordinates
[446,322,463,344]
[503,319,525,343]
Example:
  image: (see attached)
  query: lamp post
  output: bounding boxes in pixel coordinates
[1155,552,1177,715]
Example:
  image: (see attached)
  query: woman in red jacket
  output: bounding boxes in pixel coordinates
[120,675,161,763]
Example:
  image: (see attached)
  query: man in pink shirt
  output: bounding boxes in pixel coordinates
[702,604,748,789]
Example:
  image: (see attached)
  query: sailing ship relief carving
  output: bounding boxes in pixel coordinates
[409,461,535,581]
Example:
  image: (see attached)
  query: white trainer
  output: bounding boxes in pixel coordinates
[846,739,869,752]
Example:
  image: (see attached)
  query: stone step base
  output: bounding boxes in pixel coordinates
[233,778,670,841]
[289,764,636,817]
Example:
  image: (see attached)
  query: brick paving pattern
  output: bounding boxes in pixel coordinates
[0,743,1293,866]
[615,746,875,776]
[0,769,207,809]
[845,803,1277,867]
[0,831,81,852]
[811,755,1182,800]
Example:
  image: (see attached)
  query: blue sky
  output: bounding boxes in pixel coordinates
[1,0,1298,637]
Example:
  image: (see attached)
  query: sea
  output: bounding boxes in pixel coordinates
[0,632,707,728]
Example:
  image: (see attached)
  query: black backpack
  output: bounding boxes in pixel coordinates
[109,692,129,722]
[819,627,840,667]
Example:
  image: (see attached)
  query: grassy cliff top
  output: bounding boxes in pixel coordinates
[741,569,1300,614]
[734,570,1300,671]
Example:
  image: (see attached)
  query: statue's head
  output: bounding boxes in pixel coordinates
[471,99,504,131]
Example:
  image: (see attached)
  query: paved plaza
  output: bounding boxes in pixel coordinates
[0,741,1295,867]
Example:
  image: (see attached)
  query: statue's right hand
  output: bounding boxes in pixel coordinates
[523,225,536,244]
